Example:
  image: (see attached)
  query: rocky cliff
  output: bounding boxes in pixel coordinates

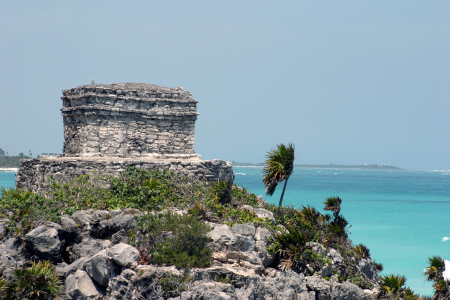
[0,208,379,299]
[2,167,382,299]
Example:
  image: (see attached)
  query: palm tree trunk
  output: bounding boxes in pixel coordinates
[278,178,289,207]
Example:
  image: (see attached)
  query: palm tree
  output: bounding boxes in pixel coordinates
[433,279,450,300]
[379,274,407,300]
[424,256,449,300]
[425,256,445,282]
[262,143,295,208]
[324,196,342,216]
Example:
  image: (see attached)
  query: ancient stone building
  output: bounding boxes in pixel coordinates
[61,83,199,158]
[16,83,233,193]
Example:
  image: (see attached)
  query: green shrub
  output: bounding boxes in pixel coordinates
[378,274,407,299]
[159,272,193,298]
[46,174,110,213]
[131,211,212,268]
[214,274,232,284]
[347,273,374,290]
[0,188,49,236]
[2,260,61,300]
[354,243,371,259]
[109,167,210,211]
[208,180,233,205]
[373,260,384,272]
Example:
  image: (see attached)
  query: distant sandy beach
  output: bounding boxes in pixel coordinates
[0,168,18,172]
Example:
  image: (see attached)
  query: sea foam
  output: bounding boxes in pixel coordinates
[442,237,449,242]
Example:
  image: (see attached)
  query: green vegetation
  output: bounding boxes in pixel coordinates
[0,148,32,168]
[354,243,371,259]
[424,256,450,299]
[265,202,374,288]
[377,274,422,300]
[130,212,212,268]
[0,261,61,300]
[262,143,295,207]
[159,272,193,298]
[0,165,441,298]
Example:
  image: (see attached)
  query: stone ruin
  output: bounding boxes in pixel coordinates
[16,83,233,193]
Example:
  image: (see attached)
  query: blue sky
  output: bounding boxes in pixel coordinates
[0,1,449,170]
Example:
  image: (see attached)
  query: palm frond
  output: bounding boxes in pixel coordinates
[425,256,445,282]
[262,143,295,202]
[324,196,342,214]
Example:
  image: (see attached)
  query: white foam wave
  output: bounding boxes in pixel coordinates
[235,173,246,176]
[444,260,450,280]
[442,237,449,242]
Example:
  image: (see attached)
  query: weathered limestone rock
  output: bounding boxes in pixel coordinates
[180,281,238,300]
[0,242,22,282]
[98,213,136,238]
[65,270,103,299]
[207,223,275,272]
[106,269,136,299]
[0,222,6,240]
[332,281,373,300]
[111,229,129,245]
[358,258,378,281]
[208,223,237,251]
[16,83,234,193]
[67,239,111,262]
[61,216,82,243]
[71,210,111,238]
[25,222,65,263]
[64,256,90,278]
[241,205,275,223]
[232,224,256,252]
[84,249,120,287]
[306,275,332,300]
[106,243,139,268]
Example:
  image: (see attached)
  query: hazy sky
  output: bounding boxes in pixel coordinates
[1,1,449,170]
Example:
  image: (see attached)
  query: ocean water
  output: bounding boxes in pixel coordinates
[1,168,449,295]
[234,167,450,296]
[0,172,16,189]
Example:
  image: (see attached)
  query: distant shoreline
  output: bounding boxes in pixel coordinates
[232,162,402,170]
[0,168,18,172]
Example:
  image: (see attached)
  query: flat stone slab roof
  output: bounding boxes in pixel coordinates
[64,83,188,94]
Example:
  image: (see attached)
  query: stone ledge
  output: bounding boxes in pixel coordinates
[62,93,197,103]
[61,105,199,117]
[16,158,234,194]
[58,153,202,160]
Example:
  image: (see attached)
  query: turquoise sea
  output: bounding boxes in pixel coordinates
[1,168,449,296]
[233,167,450,296]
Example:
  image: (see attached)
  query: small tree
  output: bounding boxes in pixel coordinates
[262,143,295,208]
[324,196,342,218]
[425,256,450,299]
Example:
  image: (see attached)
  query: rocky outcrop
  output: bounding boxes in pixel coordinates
[0,207,378,300]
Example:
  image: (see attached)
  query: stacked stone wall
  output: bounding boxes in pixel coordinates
[16,158,234,194]
[62,114,196,157]
[61,83,198,157]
